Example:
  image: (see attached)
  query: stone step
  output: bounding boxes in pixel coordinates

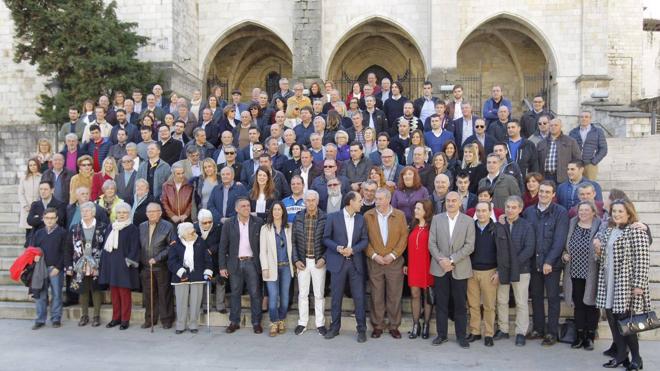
[633,202,660,213]
[0,213,18,224]
[1,301,658,340]
[0,224,25,234]
[0,193,19,204]
[652,251,660,266]
[636,213,660,225]
[651,267,660,283]
[617,190,660,202]
[0,234,25,246]
[0,245,23,259]
[599,180,660,192]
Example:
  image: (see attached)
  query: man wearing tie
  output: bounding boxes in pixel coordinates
[429,191,475,348]
[322,192,369,343]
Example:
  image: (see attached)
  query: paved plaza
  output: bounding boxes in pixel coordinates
[0,319,658,370]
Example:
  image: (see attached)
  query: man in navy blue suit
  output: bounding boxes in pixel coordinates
[322,191,369,343]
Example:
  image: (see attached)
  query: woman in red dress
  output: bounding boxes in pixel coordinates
[405,199,434,339]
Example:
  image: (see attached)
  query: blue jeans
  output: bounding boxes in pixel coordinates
[35,267,63,324]
[266,265,292,322]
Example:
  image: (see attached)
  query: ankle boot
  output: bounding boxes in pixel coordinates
[571,330,584,349]
[582,330,594,351]
[409,321,420,339]
[421,321,430,339]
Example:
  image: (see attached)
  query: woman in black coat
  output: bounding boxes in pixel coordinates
[98,202,140,330]
[168,222,214,334]
[195,209,225,313]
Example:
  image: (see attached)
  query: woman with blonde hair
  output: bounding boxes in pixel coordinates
[362,127,378,155]
[69,155,95,204]
[461,143,487,194]
[91,157,118,200]
[334,130,350,162]
[190,158,219,212]
[18,158,42,243]
[35,138,54,173]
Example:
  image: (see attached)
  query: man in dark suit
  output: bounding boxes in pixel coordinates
[27,181,67,244]
[219,197,264,334]
[138,203,176,329]
[452,102,479,150]
[40,154,73,205]
[413,81,439,124]
[116,155,137,205]
[110,109,140,144]
[361,96,388,134]
[322,192,369,343]
[428,191,476,348]
[208,166,249,224]
[292,149,322,188]
[239,142,264,184]
[463,118,496,157]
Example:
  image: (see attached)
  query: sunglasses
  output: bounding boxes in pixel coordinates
[475,125,485,129]
[538,122,548,125]
[80,163,92,167]
[225,152,236,155]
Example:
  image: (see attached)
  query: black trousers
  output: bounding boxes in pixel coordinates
[606,309,641,363]
[530,270,561,336]
[141,267,175,326]
[434,274,467,340]
[571,278,599,331]
[229,259,262,326]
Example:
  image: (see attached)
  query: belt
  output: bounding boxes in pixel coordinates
[238,256,253,261]
[277,262,288,267]
[306,255,315,259]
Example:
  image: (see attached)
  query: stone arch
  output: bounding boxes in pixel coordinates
[201,21,292,99]
[457,14,559,115]
[325,17,427,95]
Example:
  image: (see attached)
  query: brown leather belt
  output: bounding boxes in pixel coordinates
[238,256,253,261]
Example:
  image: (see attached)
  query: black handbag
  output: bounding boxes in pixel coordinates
[558,319,577,344]
[618,311,660,336]
[424,287,435,306]
[20,263,35,287]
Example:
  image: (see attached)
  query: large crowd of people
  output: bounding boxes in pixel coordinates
[16,76,651,370]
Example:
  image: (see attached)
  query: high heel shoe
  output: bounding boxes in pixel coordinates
[603,358,630,369]
[409,321,420,339]
[421,321,430,339]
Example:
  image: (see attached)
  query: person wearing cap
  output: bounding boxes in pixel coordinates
[230,89,248,122]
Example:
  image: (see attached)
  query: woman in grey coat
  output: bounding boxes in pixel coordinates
[562,201,601,350]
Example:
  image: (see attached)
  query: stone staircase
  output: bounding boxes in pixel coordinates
[0,136,659,339]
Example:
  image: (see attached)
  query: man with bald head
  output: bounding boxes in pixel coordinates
[482,85,512,127]
[486,106,510,142]
[431,173,451,214]
[41,153,74,204]
[429,191,475,348]
[380,148,403,189]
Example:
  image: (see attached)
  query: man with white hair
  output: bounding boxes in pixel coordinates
[136,142,171,199]
[286,82,312,119]
[291,190,328,336]
[195,209,226,313]
[270,77,294,108]
[138,202,176,329]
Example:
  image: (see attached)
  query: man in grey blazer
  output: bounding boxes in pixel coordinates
[429,191,475,348]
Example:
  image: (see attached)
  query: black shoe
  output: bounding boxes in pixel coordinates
[140,323,151,329]
[32,323,45,330]
[626,359,642,371]
[421,321,430,339]
[484,337,494,347]
[357,332,367,343]
[527,330,544,340]
[324,329,339,340]
[202,309,208,314]
[190,329,198,334]
[572,330,584,349]
[603,343,617,358]
[432,336,448,346]
[294,325,306,335]
[458,338,470,349]
[52,321,61,328]
[515,334,526,346]
[91,316,101,327]
[175,329,185,334]
[317,326,327,336]
[218,308,227,314]
[119,322,129,330]
[162,323,172,330]
[106,320,120,328]
[78,315,89,327]
[493,330,509,340]
[583,330,595,351]
[409,321,420,339]
[542,334,557,347]
[603,358,629,368]
[466,334,481,343]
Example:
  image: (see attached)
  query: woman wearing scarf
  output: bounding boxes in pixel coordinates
[66,202,107,327]
[168,222,214,334]
[195,209,225,314]
[98,202,140,330]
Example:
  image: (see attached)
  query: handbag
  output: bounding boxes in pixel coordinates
[424,286,435,306]
[617,311,660,336]
[558,319,577,344]
[20,263,35,287]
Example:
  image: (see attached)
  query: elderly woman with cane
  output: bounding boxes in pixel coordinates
[98,202,140,330]
[168,222,214,334]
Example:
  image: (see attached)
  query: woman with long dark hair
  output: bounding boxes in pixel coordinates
[250,166,278,219]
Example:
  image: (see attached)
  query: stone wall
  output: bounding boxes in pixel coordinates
[0,124,57,185]
[293,0,322,81]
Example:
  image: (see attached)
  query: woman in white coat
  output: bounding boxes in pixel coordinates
[259,201,294,337]
[18,158,42,244]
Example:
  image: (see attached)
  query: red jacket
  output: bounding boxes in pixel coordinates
[10,247,42,281]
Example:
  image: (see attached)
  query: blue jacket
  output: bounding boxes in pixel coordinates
[522,203,569,270]
[323,210,368,274]
[568,125,608,165]
[282,196,305,223]
[482,97,512,125]
[293,122,315,147]
[556,177,603,210]
[109,122,140,145]
[82,138,111,168]
[207,182,249,223]
[424,130,455,154]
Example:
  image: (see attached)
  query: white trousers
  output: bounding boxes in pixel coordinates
[297,258,326,328]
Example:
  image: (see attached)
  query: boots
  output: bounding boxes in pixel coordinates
[583,330,595,351]
[421,321,430,339]
[409,321,420,339]
[571,330,584,349]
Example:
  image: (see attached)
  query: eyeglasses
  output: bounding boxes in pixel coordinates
[538,121,548,125]
[475,125,485,129]
[253,149,263,153]
[324,165,336,168]
[328,184,340,187]
[381,155,393,159]
[80,163,92,167]
[225,152,236,155]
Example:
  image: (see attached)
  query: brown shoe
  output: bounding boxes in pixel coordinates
[226,323,240,334]
[371,329,383,338]
[253,324,263,334]
[390,329,402,339]
[269,323,278,337]
[277,320,286,334]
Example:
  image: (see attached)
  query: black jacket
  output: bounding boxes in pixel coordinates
[520,110,553,139]
[218,215,264,274]
[168,238,213,283]
[507,138,539,180]
[40,168,74,205]
[523,203,569,271]
[498,217,536,283]
[139,219,176,269]
[361,108,389,135]
[27,198,67,232]
[413,96,438,118]
[291,209,327,264]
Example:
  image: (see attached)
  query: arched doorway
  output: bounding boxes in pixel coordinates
[356,65,393,87]
[204,23,292,100]
[457,17,556,116]
[326,18,426,99]
[265,71,281,99]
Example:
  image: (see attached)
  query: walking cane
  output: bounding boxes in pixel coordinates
[150,262,154,333]
[206,278,211,334]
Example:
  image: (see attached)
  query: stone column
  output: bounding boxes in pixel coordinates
[292,0,322,85]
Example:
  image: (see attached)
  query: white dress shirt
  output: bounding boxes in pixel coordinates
[342,208,355,249]
[447,212,459,241]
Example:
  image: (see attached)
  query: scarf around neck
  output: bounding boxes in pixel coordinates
[103,219,132,252]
